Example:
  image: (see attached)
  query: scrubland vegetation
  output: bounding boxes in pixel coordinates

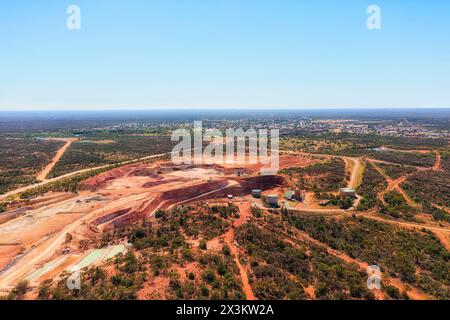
[41,204,244,300]
[280,159,346,192]
[356,163,387,211]
[403,173,450,209]
[0,138,65,194]
[286,215,450,299]
[1,123,449,301]
[235,221,377,300]
[281,133,444,156]
[377,163,417,179]
[368,151,436,167]
[18,165,118,199]
[39,203,432,300]
[49,135,174,177]
[381,191,417,221]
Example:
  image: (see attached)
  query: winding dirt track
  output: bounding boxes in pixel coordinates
[379,147,442,171]
[37,138,78,181]
[223,202,256,300]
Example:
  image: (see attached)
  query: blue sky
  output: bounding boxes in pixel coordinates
[0,0,449,110]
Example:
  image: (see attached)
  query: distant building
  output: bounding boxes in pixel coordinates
[284,190,295,201]
[339,188,356,197]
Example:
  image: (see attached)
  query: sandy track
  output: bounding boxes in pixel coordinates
[347,157,362,189]
[37,138,78,181]
[374,147,441,170]
[367,158,418,168]
[378,147,433,154]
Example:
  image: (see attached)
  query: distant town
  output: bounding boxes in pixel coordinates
[94,117,450,140]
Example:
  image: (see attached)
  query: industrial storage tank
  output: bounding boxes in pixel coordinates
[251,189,262,198]
[266,194,279,207]
[339,188,356,197]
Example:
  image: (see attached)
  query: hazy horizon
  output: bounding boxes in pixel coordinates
[2,107,450,121]
[1,106,450,112]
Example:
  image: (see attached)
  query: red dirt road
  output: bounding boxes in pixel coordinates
[369,161,418,208]
[223,202,256,300]
[432,152,442,171]
[37,138,78,181]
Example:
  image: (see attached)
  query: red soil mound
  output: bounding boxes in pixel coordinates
[81,164,144,191]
